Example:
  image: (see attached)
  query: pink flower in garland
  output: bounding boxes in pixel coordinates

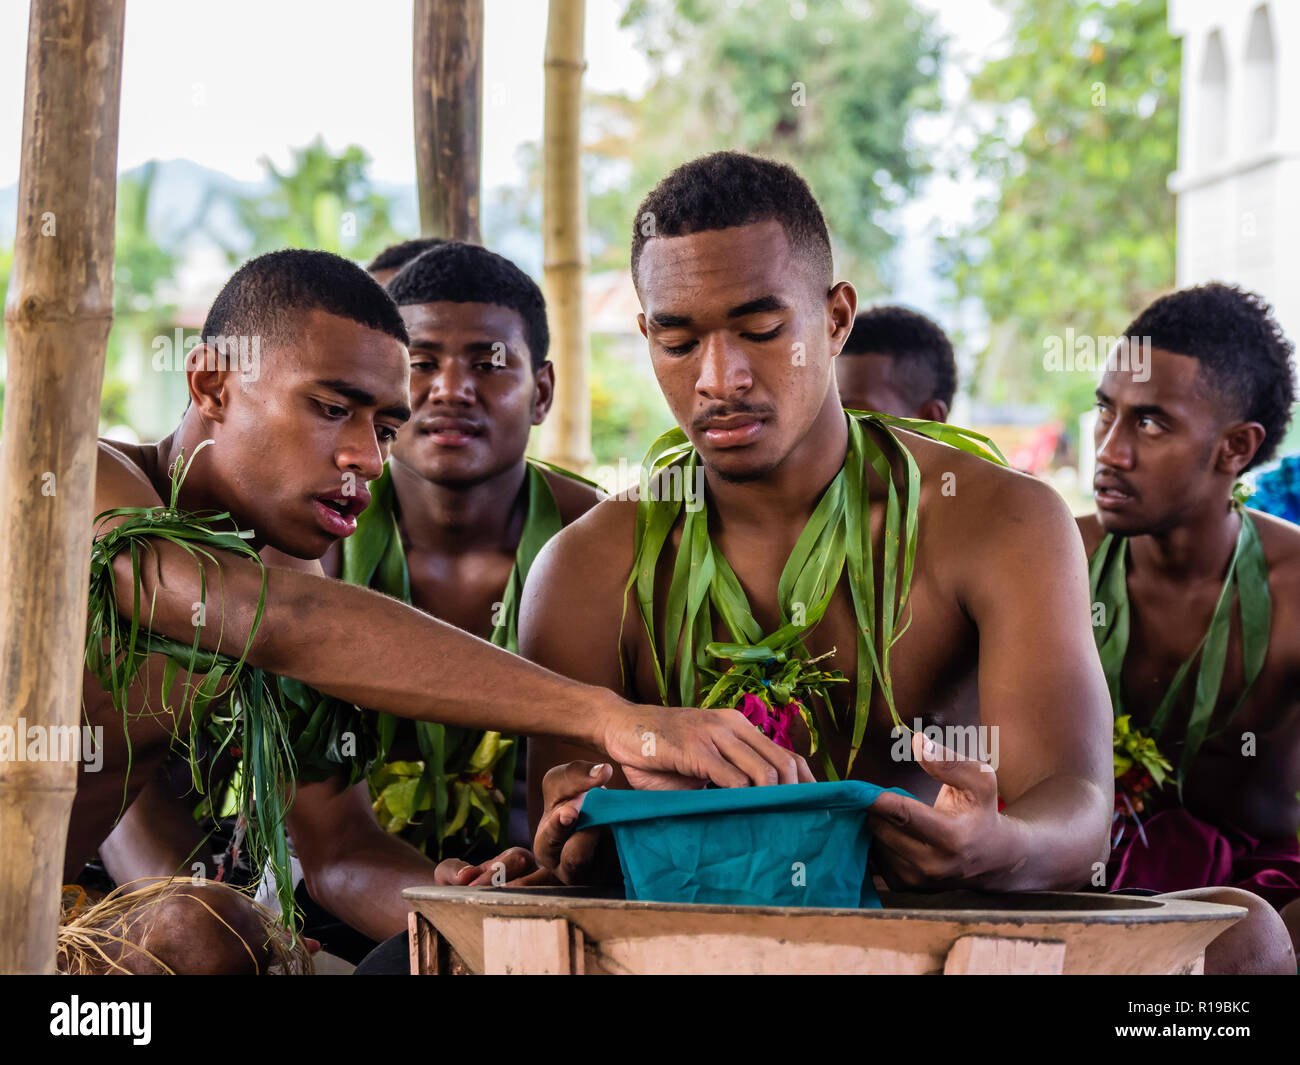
[737,692,799,752]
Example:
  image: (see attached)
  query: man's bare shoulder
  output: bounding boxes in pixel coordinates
[95,438,164,518]
[900,429,1075,536]
[529,494,637,595]
[519,494,639,680]
[1074,513,1107,558]
[541,466,605,528]
[1250,507,1300,595]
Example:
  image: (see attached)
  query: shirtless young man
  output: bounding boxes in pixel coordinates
[836,305,956,422]
[1079,283,1300,970]
[52,248,806,972]
[97,243,594,958]
[328,241,602,871]
[523,151,1113,898]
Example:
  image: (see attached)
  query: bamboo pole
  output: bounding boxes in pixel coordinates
[0,0,124,974]
[413,0,484,242]
[538,0,593,473]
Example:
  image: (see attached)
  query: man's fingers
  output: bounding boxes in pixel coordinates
[710,725,781,787]
[512,866,561,887]
[541,760,614,808]
[468,847,538,886]
[433,858,475,886]
[911,731,997,795]
[867,791,951,844]
[719,709,805,785]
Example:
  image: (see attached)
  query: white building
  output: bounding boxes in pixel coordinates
[1168,0,1300,344]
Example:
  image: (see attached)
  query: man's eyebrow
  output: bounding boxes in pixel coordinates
[1095,388,1173,420]
[649,312,692,329]
[315,379,411,422]
[726,295,787,319]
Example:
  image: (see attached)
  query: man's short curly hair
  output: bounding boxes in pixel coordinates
[1124,282,1296,471]
[386,241,549,371]
[366,238,447,275]
[842,305,957,409]
[630,151,833,292]
[201,249,409,350]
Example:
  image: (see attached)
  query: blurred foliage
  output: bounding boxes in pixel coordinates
[219,136,400,263]
[946,0,1180,419]
[104,161,180,429]
[586,0,943,290]
[589,332,674,468]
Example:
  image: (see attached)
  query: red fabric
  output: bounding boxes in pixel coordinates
[1108,806,1300,909]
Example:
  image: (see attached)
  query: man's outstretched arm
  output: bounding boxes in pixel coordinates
[96,445,805,790]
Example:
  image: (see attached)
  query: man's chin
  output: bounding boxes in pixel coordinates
[1095,508,1151,538]
[394,446,498,487]
[699,447,780,485]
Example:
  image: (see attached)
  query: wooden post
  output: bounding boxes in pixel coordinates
[413,0,484,242]
[0,0,125,974]
[538,0,593,473]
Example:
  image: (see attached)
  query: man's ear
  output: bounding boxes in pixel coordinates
[827,281,857,355]
[637,312,649,340]
[186,344,235,423]
[1218,421,1267,476]
[917,398,949,424]
[531,361,556,425]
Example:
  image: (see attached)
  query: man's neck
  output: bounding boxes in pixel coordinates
[703,393,850,533]
[1127,493,1242,584]
[150,417,258,543]
[388,454,529,557]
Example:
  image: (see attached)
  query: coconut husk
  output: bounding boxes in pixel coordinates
[57,877,312,975]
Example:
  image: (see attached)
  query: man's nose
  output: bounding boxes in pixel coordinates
[428,361,475,405]
[336,422,385,483]
[1096,418,1135,470]
[695,334,753,400]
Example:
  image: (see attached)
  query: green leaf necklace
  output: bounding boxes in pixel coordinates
[343,458,595,855]
[1088,498,1271,790]
[623,411,1007,779]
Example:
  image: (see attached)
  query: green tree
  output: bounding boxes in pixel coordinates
[105,160,180,430]
[587,0,943,289]
[947,0,1180,418]
[222,137,399,263]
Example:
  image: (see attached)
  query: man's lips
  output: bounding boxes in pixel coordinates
[311,488,370,537]
[696,414,767,449]
[1094,474,1137,509]
[418,418,485,448]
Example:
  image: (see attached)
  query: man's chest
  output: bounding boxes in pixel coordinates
[626,550,981,783]
[404,549,516,641]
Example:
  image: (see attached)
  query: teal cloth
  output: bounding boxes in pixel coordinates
[575,780,912,909]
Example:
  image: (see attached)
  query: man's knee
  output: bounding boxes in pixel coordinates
[1162,887,1295,975]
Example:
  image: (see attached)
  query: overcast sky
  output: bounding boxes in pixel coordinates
[0,0,1005,190]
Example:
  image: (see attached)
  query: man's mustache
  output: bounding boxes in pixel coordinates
[691,402,776,433]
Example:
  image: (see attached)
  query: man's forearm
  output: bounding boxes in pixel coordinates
[118,540,615,748]
[303,833,441,942]
[982,774,1111,891]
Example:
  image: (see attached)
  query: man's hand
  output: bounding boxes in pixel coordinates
[867,732,1019,891]
[598,702,814,790]
[433,847,558,888]
[533,761,618,885]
